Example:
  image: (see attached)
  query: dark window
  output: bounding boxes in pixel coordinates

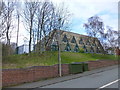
[92,42,96,46]
[83,45,86,49]
[65,43,71,51]
[96,47,100,53]
[84,48,88,53]
[79,38,83,44]
[51,45,58,51]
[74,44,79,52]
[86,40,90,45]
[90,46,94,53]
[71,36,76,43]
[62,34,68,42]
[94,43,96,46]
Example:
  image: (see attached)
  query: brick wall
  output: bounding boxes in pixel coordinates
[2,60,119,87]
[88,60,118,70]
[2,64,69,87]
[115,48,120,55]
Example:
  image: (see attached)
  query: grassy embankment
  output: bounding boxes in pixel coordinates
[2,51,118,69]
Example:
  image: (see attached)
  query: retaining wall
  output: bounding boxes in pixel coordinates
[2,60,119,87]
[88,60,119,70]
[2,64,69,87]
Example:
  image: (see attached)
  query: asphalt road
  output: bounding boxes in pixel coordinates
[42,67,119,89]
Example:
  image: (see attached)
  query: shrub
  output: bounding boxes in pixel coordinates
[2,43,14,58]
[79,48,84,53]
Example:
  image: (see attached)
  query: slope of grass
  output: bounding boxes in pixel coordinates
[2,51,118,69]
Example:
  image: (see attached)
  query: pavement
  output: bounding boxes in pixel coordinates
[6,65,119,89]
[42,66,119,88]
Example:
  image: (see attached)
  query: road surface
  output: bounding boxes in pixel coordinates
[41,66,119,89]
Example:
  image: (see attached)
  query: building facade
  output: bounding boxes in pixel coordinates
[48,30,104,53]
[18,44,29,54]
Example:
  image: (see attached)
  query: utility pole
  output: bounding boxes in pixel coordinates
[58,18,62,77]
[16,11,19,54]
[58,30,62,77]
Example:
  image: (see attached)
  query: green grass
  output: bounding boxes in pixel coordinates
[2,51,118,69]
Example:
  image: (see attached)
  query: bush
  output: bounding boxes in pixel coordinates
[79,48,84,53]
[2,43,14,58]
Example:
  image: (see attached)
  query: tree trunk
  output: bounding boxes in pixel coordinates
[29,27,32,53]
[39,29,42,54]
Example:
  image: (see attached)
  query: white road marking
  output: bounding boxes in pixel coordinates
[97,79,120,89]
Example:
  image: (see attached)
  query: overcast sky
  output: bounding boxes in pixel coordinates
[10,0,119,46]
[54,0,118,34]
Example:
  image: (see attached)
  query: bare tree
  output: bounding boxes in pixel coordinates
[23,1,38,53]
[0,1,6,40]
[0,1,19,56]
[40,1,55,52]
[21,1,72,54]
[44,2,71,50]
[52,3,71,30]
[103,26,118,54]
[34,1,54,53]
[3,1,15,45]
[34,1,71,53]
[84,15,105,53]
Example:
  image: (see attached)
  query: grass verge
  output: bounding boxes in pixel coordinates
[2,51,118,69]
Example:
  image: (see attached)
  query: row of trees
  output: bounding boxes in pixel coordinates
[0,0,71,54]
[84,15,119,54]
[0,1,118,55]
[0,1,14,44]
